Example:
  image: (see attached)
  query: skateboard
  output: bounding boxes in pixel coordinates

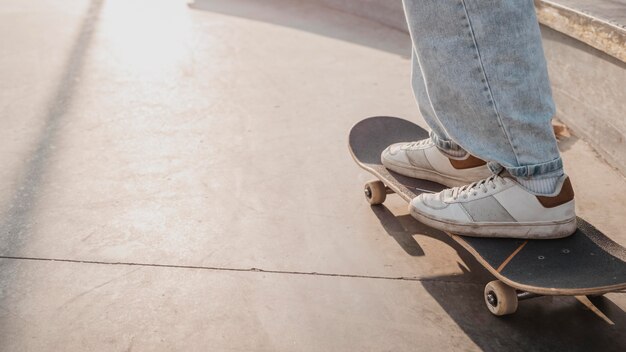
[349,116,626,321]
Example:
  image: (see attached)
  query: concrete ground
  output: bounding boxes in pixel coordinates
[1,0,625,350]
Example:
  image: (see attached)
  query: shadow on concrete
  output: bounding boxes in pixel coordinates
[0,1,104,345]
[372,204,496,282]
[372,203,626,351]
[371,205,425,257]
[188,0,411,58]
[0,0,104,252]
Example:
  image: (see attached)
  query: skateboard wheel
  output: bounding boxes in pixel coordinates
[364,180,386,205]
[484,280,518,316]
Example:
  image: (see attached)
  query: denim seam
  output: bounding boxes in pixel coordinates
[412,47,451,143]
[429,130,464,154]
[413,51,451,144]
[459,0,521,167]
[506,157,563,178]
[490,157,563,178]
[400,0,454,150]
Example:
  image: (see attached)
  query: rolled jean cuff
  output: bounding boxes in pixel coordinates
[429,131,465,155]
[488,157,564,178]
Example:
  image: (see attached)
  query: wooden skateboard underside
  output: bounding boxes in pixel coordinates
[349,116,626,296]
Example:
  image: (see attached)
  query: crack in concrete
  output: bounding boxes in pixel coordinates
[0,255,480,285]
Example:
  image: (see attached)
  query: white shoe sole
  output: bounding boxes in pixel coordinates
[382,159,481,187]
[409,204,577,239]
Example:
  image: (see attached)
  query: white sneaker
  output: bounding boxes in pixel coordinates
[381,139,491,187]
[409,174,577,239]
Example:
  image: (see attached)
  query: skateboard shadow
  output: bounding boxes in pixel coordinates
[371,204,492,278]
[370,205,425,257]
[372,203,626,351]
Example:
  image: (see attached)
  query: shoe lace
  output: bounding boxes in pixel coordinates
[402,139,431,149]
[451,174,506,200]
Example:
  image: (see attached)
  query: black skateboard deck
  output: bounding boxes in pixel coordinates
[349,116,626,317]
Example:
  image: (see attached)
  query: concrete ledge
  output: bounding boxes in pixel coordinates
[536,0,626,63]
[317,0,626,63]
[542,26,626,175]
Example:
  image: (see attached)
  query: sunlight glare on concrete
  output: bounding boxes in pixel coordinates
[101,0,193,77]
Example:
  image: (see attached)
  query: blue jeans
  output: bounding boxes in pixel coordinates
[403,0,563,179]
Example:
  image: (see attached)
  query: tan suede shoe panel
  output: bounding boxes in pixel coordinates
[449,154,487,169]
[536,178,575,208]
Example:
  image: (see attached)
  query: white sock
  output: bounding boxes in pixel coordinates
[440,147,466,158]
[516,174,563,195]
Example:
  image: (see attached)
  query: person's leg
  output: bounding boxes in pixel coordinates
[380,47,494,187]
[410,48,466,158]
[395,0,576,238]
[402,0,563,189]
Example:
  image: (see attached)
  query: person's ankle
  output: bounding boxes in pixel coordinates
[515,173,565,195]
[438,146,466,158]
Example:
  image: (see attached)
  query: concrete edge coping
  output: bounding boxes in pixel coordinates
[536,0,626,62]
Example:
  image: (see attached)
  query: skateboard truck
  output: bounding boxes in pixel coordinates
[516,291,541,300]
